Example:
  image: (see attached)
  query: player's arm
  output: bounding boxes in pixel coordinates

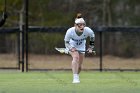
[89,36,95,49]
[65,41,76,52]
[88,30,95,53]
[65,41,73,50]
[64,29,76,52]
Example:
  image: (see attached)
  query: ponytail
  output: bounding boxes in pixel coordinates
[75,13,85,24]
[76,13,82,19]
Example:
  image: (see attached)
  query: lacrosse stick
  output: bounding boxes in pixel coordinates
[55,47,96,55]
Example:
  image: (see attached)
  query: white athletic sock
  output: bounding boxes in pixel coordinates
[73,74,80,80]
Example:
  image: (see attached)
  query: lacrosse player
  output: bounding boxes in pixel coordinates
[64,13,95,83]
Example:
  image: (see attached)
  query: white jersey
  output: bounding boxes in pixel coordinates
[64,27,95,51]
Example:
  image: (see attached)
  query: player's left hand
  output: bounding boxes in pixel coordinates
[87,48,93,53]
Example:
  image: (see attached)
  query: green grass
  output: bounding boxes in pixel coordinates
[0,71,140,93]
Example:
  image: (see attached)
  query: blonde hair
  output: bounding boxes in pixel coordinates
[76,13,82,19]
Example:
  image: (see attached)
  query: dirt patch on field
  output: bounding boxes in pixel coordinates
[0,54,140,70]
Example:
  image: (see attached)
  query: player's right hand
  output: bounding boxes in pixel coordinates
[70,47,77,52]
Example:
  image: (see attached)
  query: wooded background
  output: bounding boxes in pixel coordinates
[0,0,140,57]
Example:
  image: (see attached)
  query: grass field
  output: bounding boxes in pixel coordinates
[0,71,140,93]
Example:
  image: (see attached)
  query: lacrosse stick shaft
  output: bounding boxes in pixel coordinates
[55,47,96,54]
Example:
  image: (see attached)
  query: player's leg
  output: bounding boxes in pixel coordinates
[70,51,79,74]
[78,53,84,74]
[70,51,80,83]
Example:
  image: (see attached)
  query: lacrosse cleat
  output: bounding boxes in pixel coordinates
[72,79,80,83]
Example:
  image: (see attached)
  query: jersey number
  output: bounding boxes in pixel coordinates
[76,42,82,45]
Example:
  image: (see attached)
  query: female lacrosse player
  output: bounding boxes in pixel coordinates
[64,13,95,83]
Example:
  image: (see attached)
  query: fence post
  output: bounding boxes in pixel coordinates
[21,25,24,72]
[99,31,103,71]
[24,0,29,72]
[17,31,21,70]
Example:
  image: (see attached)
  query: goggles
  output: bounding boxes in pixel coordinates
[76,23,86,27]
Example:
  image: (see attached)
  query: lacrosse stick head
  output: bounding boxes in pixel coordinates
[55,47,69,54]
